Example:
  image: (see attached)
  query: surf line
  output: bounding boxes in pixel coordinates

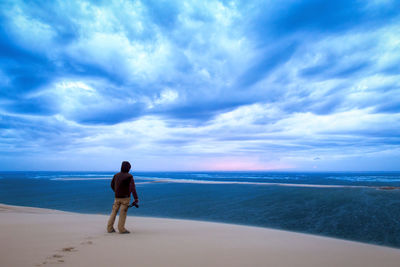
[135,177,399,189]
[51,177,400,190]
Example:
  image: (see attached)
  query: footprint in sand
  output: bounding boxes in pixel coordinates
[37,254,63,265]
[39,239,95,265]
[62,246,76,252]
[37,245,81,265]
[81,237,94,245]
[36,255,61,266]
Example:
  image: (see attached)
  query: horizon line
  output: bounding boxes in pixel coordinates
[1,170,400,173]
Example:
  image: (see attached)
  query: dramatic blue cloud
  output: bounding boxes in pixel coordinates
[0,0,399,171]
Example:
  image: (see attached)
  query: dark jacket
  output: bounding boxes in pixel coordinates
[111,161,138,200]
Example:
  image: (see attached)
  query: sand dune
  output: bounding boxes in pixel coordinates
[0,204,399,267]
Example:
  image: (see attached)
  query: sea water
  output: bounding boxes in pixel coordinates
[0,171,399,248]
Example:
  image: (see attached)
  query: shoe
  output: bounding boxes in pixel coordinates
[108,229,116,233]
[120,230,130,234]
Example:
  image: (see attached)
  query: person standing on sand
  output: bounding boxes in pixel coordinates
[107,161,139,234]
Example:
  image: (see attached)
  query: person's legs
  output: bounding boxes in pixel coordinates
[107,198,121,232]
[117,197,130,233]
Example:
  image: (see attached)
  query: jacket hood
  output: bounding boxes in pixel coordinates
[121,161,131,173]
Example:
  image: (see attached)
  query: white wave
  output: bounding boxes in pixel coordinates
[136,182,158,185]
[57,174,112,177]
[327,175,400,182]
[51,177,112,181]
[234,176,298,180]
[52,177,157,182]
[193,174,213,178]
[33,176,52,179]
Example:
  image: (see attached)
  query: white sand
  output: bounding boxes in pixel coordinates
[0,204,399,267]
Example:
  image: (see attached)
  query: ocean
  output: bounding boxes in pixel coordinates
[1,171,400,248]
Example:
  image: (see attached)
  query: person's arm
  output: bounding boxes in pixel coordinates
[111,175,115,192]
[130,177,139,202]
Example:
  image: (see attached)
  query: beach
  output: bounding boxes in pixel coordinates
[2,1,399,265]
[1,204,399,267]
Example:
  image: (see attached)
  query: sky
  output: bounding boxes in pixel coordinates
[0,0,400,171]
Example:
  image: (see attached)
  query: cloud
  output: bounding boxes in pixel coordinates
[251,0,400,38]
[236,41,298,88]
[0,0,399,170]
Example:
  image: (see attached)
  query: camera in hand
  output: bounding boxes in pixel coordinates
[129,202,139,208]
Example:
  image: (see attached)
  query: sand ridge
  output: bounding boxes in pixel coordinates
[1,204,399,267]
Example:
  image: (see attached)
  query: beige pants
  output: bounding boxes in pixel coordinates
[107,197,130,233]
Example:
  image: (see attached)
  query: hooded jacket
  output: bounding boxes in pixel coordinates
[110,161,138,200]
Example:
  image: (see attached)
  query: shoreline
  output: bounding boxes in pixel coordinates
[1,204,400,267]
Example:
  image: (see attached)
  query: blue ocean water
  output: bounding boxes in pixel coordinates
[1,171,400,248]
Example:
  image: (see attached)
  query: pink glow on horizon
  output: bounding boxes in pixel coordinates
[197,158,294,171]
